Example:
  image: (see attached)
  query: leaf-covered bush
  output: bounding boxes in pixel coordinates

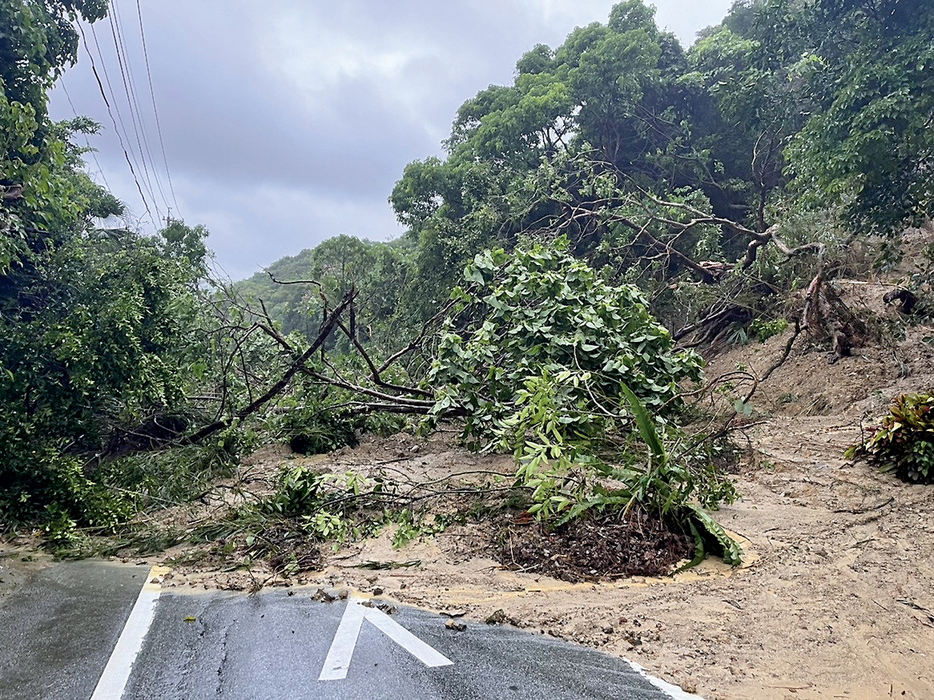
[425,238,703,445]
[283,407,359,456]
[0,230,202,524]
[846,393,934,483]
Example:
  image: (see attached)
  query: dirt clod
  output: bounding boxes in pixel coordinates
[485,609,507,625]
[311,588,336,603]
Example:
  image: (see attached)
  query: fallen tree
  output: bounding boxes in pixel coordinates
[187,240,743,566]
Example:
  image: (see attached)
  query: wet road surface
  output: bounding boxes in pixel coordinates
[0,558,699,700]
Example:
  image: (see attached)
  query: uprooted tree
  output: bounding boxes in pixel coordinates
[175,240,741,564]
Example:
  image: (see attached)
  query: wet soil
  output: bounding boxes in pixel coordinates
[6,262,934,698]
[143,272,934,699]
[495,510,694,582]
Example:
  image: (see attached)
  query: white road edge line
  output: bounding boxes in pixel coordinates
[319,596,453,681]
[90,565,168,700]
[630,660,705,700]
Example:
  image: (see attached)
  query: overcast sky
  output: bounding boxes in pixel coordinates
[49,1,733,281]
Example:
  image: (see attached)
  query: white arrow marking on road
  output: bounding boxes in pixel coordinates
[319,597,453,681]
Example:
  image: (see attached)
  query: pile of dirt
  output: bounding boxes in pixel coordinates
[494,510,694,582]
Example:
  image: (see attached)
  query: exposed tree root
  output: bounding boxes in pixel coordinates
[802,271,867,362]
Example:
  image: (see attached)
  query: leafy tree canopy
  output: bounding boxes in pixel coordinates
[390,0,934,326]
[426,239,703,443]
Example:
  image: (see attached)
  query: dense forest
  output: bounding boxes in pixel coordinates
[2,0,932,562]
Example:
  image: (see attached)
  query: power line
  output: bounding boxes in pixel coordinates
[107,0,171,217]
[134,0,180,214]
[78,20,154,224]
[87,20,156,219]
[75,4,181,230]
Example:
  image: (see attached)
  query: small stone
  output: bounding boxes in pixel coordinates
[445,619,466,632]
[312,588,337,603]
[485,609,507,625]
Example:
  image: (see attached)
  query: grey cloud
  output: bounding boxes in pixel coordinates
[50,1,732,280]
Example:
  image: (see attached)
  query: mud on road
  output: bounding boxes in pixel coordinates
[166,278,934,699]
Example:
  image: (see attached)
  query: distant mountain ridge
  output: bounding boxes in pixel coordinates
[232,234,414,341]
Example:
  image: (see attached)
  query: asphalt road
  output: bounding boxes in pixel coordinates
[0,559,147,700]
[0,558,700,700]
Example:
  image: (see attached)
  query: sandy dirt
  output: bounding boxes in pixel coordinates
[148,276,934,699]
[398,278,922,699]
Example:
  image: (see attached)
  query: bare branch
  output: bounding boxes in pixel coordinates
[181,290,356,445]
[376,296,459,375]
[264,270,323,288]
[334,314,432,398]
[298,367,434,409]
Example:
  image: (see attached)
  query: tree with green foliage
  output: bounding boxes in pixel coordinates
[0,215,210,524]
[417,241,738,562]
[785,0,934,234]
[158,218,210,276]
[235,234,416,349]
[390,1,715,319]
[426,239,702,442]
[0,3,222,529]
[386,0,934,356]
[0,0,107,142]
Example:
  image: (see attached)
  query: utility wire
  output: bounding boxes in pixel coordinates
[134,0,180,215]
[88,20,160,223]
[107,0,170,217]
[102,9,163,222]
[78,20,154,224]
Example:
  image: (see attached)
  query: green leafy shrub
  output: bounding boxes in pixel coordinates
[552,384,742,566]
[846,393,934,483]
[253,466,388,542]
[285,411,359,455]
[421,241,739,566]
[276,377,372,456]
[282,396,407,455]
[749,317,789,342]
[263,467,331,517]
[425,239,703,445]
